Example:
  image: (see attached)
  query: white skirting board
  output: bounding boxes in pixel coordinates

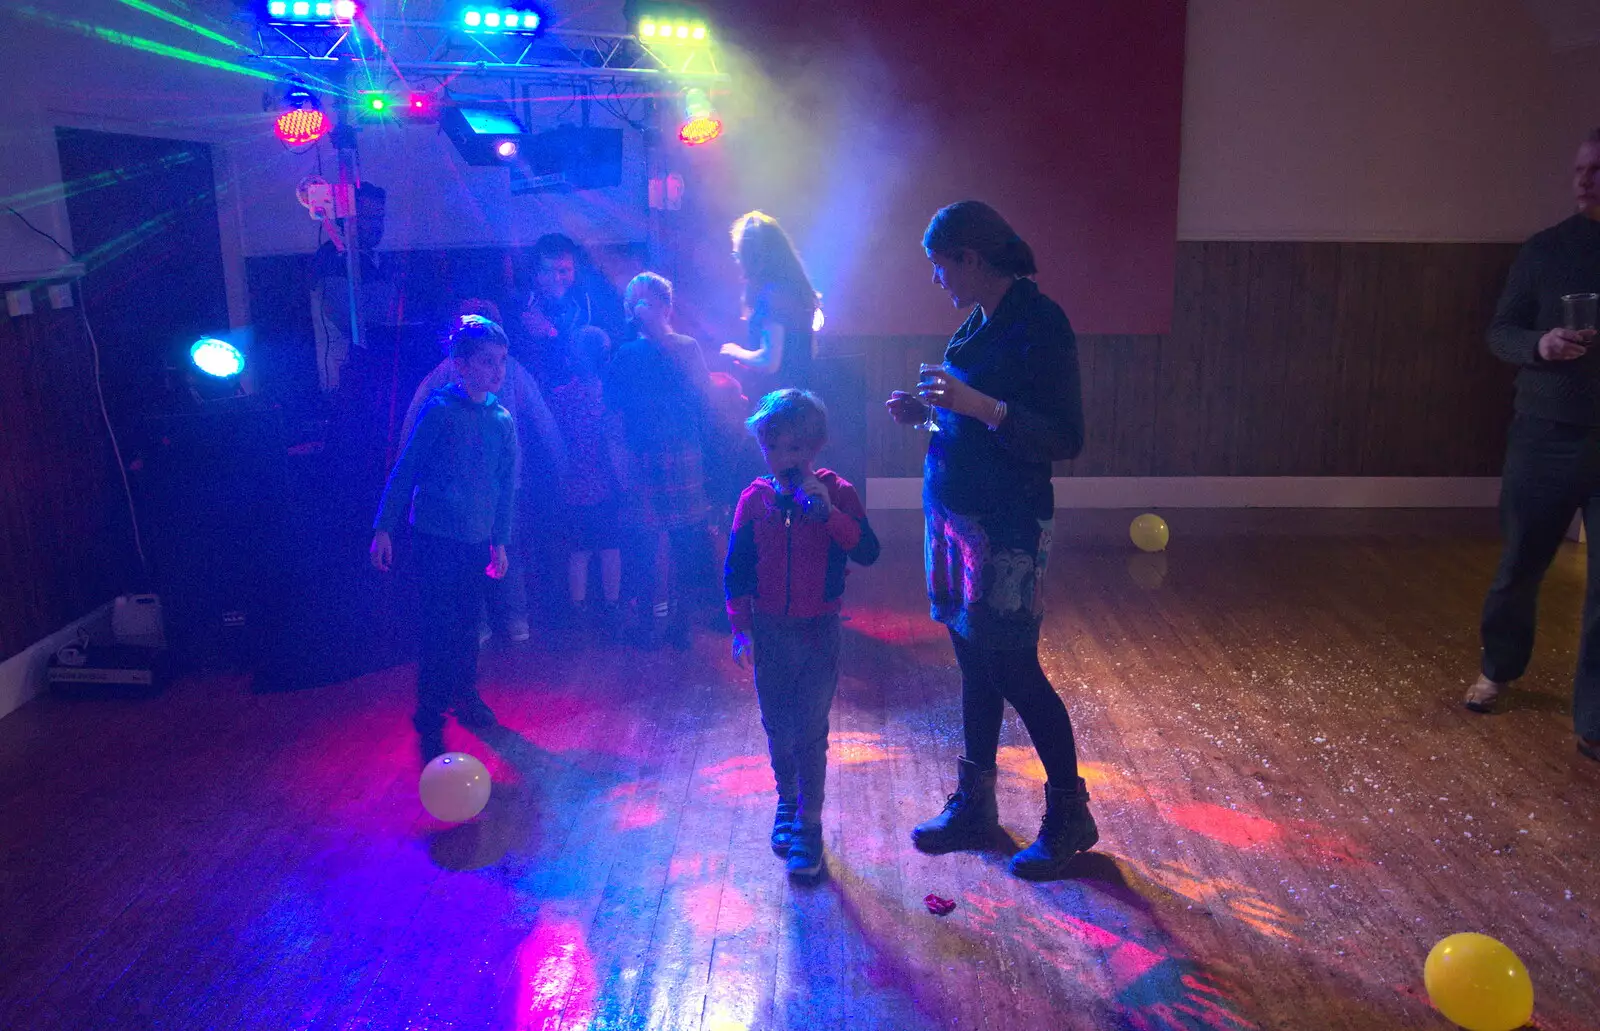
[864,476,1504,510]
[0,602,112,722]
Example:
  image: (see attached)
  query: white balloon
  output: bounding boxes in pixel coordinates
[419,752,492,822]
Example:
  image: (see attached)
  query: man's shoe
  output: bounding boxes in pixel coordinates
[1464,675,1507,714]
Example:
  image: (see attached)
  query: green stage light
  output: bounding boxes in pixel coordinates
[356,91,399,121]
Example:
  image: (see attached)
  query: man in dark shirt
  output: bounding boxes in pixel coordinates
[1470,128,1600,763]
[511,233,622,387]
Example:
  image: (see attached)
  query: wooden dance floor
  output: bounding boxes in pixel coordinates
[2,510,1597,1031]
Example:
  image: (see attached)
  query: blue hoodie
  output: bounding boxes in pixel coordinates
[374,384,518,546]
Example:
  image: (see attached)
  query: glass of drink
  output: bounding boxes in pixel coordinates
[1563,293,1599,332]
[915,363,944,432]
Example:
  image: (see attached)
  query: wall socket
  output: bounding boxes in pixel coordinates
[48,284,73,309]
[6,289,33,317]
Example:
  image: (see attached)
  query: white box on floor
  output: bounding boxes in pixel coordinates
[112,593,166,649]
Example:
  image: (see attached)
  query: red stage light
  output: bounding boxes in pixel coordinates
[275,107,329,147]
[678,114,722,146]
[677,87,722,146]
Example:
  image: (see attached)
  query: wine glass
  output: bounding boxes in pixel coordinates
[915,363,944,432]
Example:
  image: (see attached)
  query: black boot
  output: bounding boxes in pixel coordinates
[1009,778,1098,880]
[911,757,1000,853]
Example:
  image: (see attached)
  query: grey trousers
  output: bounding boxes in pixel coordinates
[752,613,841,827]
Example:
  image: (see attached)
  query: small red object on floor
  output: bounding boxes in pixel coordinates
[924,893,956,916]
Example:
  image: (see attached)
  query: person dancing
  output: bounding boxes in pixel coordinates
[720,211,820,396]
[885,200,1097,880]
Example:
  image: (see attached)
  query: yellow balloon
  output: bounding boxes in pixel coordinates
[1130,513,1169,553]
[1424,933,1534,1031]
[420,752,492,823]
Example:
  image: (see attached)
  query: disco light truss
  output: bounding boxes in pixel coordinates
[247,20,727,87]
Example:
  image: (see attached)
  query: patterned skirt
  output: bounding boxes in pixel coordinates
[637,442,710,530]
[925,501,1054,650]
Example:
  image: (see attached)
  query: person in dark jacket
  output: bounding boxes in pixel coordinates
[885,200,1096,880]
[1467,128,1600,764]
[371,316,518,762]
[725,389,879,881]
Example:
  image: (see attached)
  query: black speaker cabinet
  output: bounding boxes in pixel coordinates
[136,402,292,671]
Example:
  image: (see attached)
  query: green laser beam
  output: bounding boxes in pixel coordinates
[13,6,283,83]
[112,0,250,52]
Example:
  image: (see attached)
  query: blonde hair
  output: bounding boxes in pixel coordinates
[731,211,817,317]
[624,271,673,311]
[746,388,828,448]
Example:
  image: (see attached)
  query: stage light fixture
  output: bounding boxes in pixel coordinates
[635,5,711,46]
[356,90,397,122]
[460,5,545,35]
[190,337,245,379]
[677,87,721,146]
[441,97,527,165]
[258,0,356,25]
[274,84,328,147]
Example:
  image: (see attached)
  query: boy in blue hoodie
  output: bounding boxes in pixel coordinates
[372,316,518,761]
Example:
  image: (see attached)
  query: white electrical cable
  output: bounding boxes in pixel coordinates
[79,297,149,574]
[9,205,149,575]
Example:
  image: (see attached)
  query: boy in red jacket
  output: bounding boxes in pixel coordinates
[724,389,880,880]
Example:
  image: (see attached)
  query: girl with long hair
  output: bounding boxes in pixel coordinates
[720,211,820,395]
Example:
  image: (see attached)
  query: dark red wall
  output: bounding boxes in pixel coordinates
[683,0,1188,337]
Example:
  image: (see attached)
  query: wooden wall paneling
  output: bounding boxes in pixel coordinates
[1152,243,1208,476]
[1446,245,1518,474]
[1113,334,1163,477]
[239,242,1521,483]
[1199,240,1251,475]
[855,335,944,479]
[1065,331,1112,476]
[1330,243,1385,476]
[1253,242,1343,474]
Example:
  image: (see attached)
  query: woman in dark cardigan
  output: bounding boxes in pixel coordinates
[885,200,1097,880]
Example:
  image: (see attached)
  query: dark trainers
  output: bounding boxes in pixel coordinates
[1579,737,1600,762]
[1010,779,1099,881]
[453,697,499,732]
[771,800,800,855]
[911,757,1000,854]
[785,824,825,881]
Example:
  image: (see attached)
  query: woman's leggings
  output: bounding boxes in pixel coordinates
[950,630,1080,785]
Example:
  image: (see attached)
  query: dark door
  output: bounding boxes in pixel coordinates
[54,127,230,424]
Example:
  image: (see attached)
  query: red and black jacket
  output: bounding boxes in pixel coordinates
[724,469,880,635]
